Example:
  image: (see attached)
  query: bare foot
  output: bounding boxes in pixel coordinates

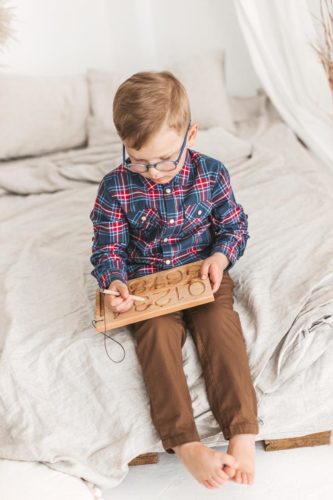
[224,434,256,485]
[172,441,238,489]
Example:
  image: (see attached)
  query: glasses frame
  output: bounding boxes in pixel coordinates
[122,120,192,173]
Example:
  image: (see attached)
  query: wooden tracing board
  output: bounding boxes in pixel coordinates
[94,260,215,331]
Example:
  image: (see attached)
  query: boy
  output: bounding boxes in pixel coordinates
[90,71,259,489]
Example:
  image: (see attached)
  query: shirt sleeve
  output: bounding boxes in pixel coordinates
[209,162,250,271]
[89,178,129,289]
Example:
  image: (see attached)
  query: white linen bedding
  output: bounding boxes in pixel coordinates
[0,99,332,489]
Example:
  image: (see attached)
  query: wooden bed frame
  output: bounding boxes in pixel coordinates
[128,431,331,465]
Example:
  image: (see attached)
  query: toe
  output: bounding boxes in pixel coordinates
[223,465,236,478]
[208,477,220,488]
[202,481,213,489]
[212,474,225,486]
[241,472,248,484]
[217,468,229,481]
[235,471,243,483]
[207,479,218,488]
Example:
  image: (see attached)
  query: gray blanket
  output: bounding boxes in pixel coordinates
[0,113,332,488]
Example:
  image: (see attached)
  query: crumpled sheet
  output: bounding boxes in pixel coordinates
[0,100,332,488]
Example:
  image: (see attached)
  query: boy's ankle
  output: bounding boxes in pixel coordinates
[172,440,201,453]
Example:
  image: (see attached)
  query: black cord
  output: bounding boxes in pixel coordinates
[91,292,126,363]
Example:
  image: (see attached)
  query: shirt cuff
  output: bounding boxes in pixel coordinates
[97,270,128,290]
[210,245,237,271]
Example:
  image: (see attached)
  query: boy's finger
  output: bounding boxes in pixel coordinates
[116,283,129,299]
[209,264,221,293]
[111,302,125,313]
[114,298,133,313]
[108,280,129,298]
[110,296,123,306]
[200,261,210,279]
[110,292,130,305]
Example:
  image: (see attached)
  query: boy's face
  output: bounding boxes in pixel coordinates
[124,121,198,184]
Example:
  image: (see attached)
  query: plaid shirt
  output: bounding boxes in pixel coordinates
[90,148,250,289]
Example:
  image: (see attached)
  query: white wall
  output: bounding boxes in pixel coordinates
[7,0,324,97]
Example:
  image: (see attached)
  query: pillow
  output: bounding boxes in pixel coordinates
[0,73,89,160]
[194,126,253,166]
[228,88,268,123]
[167,49,236,133]
[87,68,126,147]
[87,49,236,147]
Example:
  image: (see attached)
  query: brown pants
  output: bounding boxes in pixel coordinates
[129,270,259,454]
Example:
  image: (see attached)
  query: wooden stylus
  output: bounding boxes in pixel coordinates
[99,288,146,303]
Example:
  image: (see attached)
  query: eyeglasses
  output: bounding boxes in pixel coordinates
[122,121,191,173]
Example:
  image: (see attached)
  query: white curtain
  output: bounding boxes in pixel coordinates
[234,0,333,168]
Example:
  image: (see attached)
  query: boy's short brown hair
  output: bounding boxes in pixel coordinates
[113,71,191,150]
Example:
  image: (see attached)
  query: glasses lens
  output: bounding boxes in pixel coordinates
[125,163,147,172]
[125,161,177,172]
[155,161,177,172]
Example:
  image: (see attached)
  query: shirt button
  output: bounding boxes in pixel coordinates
[169,218,175,224]
[165,188,171,194]
[141,216,147,221]
[198,210,202,215]
[163,238,168,242]
[165,259,171,264]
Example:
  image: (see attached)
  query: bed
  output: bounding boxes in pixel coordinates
[0,51,332,496]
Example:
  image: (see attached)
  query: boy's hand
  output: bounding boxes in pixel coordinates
[105,280,134,313]
[200,253,230,293]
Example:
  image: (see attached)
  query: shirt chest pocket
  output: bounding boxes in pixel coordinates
[182,200,213,233]
[126,207,160,236]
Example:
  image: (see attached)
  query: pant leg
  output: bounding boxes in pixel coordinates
[129,310,201,454]
[183,270,259,440]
